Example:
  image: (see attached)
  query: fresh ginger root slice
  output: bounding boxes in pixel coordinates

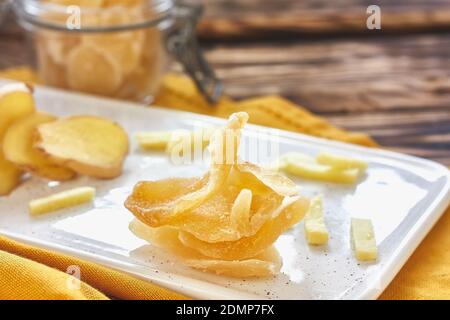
[3,113,76,181]
[178,196,309,261]
[0,151,22,196]
[129,219,282,278]
[0,83,35,139]
[0,82,35,195]
[29,186,96,216]
[34,115,129,179]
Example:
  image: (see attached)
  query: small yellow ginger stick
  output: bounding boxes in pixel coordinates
[135,131,173,150]
[277,152,365,184]
[304,195,329,245]
[29,187,96,216]
[351,218,378,261]
[316,152,368,170]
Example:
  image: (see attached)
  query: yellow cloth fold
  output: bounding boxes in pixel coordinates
[380,208,450,299]
[0,236,187,300]
[154,74,377,147]
[0,67,448,300]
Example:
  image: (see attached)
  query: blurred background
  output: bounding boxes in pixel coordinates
[1,0,449,164]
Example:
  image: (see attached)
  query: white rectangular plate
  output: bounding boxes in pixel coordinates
[1,81,449,300]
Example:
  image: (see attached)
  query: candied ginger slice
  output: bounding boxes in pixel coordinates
[129,219,281,278]
[178,196,309,261]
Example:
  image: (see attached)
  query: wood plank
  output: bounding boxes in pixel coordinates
[2,1,450,38]
[200,0,450,39]
[204,34,450,114]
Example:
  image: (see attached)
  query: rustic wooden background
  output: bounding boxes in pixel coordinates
[1,0,450,164]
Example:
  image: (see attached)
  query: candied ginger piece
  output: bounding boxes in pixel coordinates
[129,219,281,278]
[178,196,309,260]
[236,162,298,196]
[230,188,252,236]
[125,113,249,225]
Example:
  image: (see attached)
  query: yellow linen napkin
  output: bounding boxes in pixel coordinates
[380,209,450,299]
[0,248,108,300]
[0,236,187,300]
[0,67,448,300]
[154,74,377,147]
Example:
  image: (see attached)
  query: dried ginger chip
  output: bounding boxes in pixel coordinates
[41,32,81,66]
[67,44,123,96]
[128,181,283,242]
[173,112,249,214]
[83,9,145,74]
[125,112,249,226]
[125,112,308,277]
[129,219,281,278]
[178,196,309,261]
[82,26,144,76]
[125,176,207,226]
[170,185,283,243]
[236,162,298,196]
[184,247,281,278]
[230,188,252,236]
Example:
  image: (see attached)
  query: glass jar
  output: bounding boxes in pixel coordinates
[8,0,221,103]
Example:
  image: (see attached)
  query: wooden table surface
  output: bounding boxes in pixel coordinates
[1,0,450,165]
